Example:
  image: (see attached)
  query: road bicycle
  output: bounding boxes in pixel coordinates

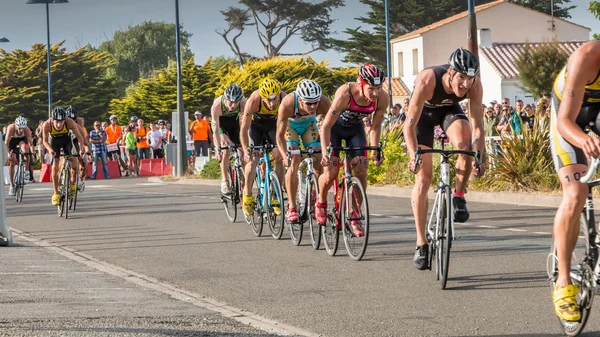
[322,143,383,261]
[219,143,244,223]
[57,152,80,219]
[69,152,90,212]
[547,157,600,336]
[413,138,480,289]
[248,143,285,239]
[11,151,33,203]
[288,148,321,248]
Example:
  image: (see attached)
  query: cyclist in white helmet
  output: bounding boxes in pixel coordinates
[276,79,331,223]
[211,83,247,194]
[5,116,34,196]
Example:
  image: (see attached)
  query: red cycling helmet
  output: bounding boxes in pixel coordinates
[358,64,386,86]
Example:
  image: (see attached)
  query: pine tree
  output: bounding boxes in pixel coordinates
[515,41,569,98]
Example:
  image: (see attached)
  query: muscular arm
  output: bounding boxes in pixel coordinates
[276,95,294,157]
[557,42,600,150]
[42,122,52,154]
[403,70,435,159]
[4,125,14,147]
[25,127,34,149]
[241,92,259,156]
[466,78,485,154]
[66,118,85,151]
[369,89,389,146]
[320,85,350,151]
[211,97,222,149]
[316,95,332,117]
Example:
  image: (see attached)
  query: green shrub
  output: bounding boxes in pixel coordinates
[200,159,221,179]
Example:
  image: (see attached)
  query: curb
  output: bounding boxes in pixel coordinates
[148,177,582,209]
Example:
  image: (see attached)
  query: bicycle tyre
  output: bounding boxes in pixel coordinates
[250,175,263,237]
[223,166,237,223]
[14,165,23,202]
[64,166,70,219]
[296,159,308,220]
[323,187,340,257]
[341,177,370,261]
[439,186,452,289]
[267,171,285,240]
[307,174,321,250]
[70,173,79,212]
[549,214,593,336]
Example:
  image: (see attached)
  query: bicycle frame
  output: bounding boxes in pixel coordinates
[427,153,455,241]
[253,144,279,214]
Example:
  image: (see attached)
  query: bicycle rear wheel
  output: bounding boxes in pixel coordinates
[307,174,321,250]
[223,166,237,223]
[70,173,79,211]
[438,186,452,289]
[64,166,71,219]
[341,177,369,261]
[323,186,340,256]
[548,213,594,336]
[267,172,285,240]
[250,175,263,237]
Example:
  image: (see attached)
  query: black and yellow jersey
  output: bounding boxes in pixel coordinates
[553,65,600,105]
[253,93,282,120]
[49,120,70,138]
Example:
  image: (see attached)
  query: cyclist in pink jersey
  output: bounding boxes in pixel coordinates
[316,64,388,236]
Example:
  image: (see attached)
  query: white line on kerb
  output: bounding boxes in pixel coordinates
[12,229,318,337]
[478,225,499,229]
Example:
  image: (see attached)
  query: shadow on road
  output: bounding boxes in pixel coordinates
[446,271,547,291]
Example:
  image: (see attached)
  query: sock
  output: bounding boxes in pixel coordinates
[454,190,465,198]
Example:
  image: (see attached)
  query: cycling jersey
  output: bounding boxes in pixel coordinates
[8,126,27,154]
[253,93,281,121]
[50,120,70,138]
[219,96,241,145]
[250,93,281,146]
[416,64,468,148]
[221,96,241,117]
[286,92,320,148]
[550,65,600,170]
[338,83,377,127]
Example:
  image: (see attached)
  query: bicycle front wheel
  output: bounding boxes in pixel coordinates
[341,177,370,261]
[438,186,452,289]
[14,166,23,202]
[223,166,237,223]
[548,213,594,336]
[250,175,263,236]
[70,173,79,211]
[323,185,340,256]
[307,174,321,250]
[267,171,285,240]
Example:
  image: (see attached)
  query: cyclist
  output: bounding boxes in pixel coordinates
[211,83,247,194]
[316,64,388,236]
[277,79,331,223]
[404,48,486,270]
[66,106,90,190]
[240,78,287,217]
[549,40,600,322]
[42,107,86,206]
[5,116,34,196]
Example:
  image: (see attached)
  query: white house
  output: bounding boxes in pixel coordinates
[390,0,590,104]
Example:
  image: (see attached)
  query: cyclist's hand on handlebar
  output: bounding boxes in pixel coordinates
[408,158,421,174]
[243,151,251,164]
[215,150,222,162]
[371,151,383,166]
[582,136,600,160]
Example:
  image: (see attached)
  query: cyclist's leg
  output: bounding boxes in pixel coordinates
[301,116,323,176]
[8,150,17,188]
[244,123,262,197]
[265,122,284,183]
[19,142,31,178]
[285,123,302,208]
[443,108,472,194]
[219,133,232,182]
[346,123,369,195]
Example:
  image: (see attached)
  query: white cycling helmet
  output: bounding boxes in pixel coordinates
[296,79,322,104]
[15,116,27,129]
[110,115,118,121]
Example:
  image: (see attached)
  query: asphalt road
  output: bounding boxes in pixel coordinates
[4,177,600,337]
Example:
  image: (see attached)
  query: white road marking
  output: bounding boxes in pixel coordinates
[534,232,552,235]
[30,188,53,191]
[87,185,111,188]
[478,225,499,229]
[505,228,527,232]
[13,229,317,337]
[136,183,167,186]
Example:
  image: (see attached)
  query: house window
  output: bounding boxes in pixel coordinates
[412,48,418,75]
[397,52,404,77]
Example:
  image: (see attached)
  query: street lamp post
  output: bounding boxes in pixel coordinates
[385,0,393,109]
[174,0,187,176]
[26,0,69,118]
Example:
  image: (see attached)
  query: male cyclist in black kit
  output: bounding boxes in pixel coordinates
[404,48,486,270]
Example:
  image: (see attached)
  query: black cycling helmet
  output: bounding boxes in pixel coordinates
[448,48,480,77]
[358,64,386,86]
[224,83,244,102]
[52,107,67,121]
[66,106,78,119]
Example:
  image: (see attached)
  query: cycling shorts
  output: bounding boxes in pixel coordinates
[416,104,468,148]
[550,94,600,171]
[249,119,277,147]
[330,119,367,159]
[286,116,320,149]
[219,116,241,146]
[8,137,26,154]
[50,135,73,159]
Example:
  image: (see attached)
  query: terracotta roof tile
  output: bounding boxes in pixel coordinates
[480,41,585,79]
[382,77,411,97]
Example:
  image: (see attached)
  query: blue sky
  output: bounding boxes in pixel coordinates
[0,0,598,67]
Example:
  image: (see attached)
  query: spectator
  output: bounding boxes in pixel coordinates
[515,99,524,114]
[124,125,138,177]
[136,118,151,166]
[496,104,511,136]
[520,104,535,130]
[35,119,45,161]
[146,121,165,158]
[489,99,498,107]
[158,120,170,144]
[400,98,409,116]
[484,107,499,137]
[2,126,6,141]
[387,104,403,130]
[105,115,128,175]
[189,111,211,157]
[508,107,523,135]
[101,121,108,131]
[501,97,512,111]
[89,120,110,180]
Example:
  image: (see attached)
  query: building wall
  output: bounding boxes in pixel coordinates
[391,36,423,89]
[502,79,536,105]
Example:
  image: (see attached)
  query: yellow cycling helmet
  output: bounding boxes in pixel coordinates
[259,78,282,99]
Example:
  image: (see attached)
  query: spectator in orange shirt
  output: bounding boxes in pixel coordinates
[136,118,151,170]
[189,111,212,157]
[106,115,128,175]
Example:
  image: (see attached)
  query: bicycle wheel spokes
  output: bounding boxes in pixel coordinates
[250,175,263,236]
[267,172,285,240]
[439,187,452,289]
[223,167,237,223]
[323,188,339,256]
[64,166,71,219]
[550,214,594,336]
[307,174,321,250]
[342,177,369,261]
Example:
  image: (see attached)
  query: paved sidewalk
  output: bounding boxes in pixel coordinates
[0,234,291,337]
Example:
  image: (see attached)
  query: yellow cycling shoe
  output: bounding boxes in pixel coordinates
[70,184,77,198]
[51,193,60,206]
[553,284,581,322]
[271,199,281,216]
[243,195,255,217]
